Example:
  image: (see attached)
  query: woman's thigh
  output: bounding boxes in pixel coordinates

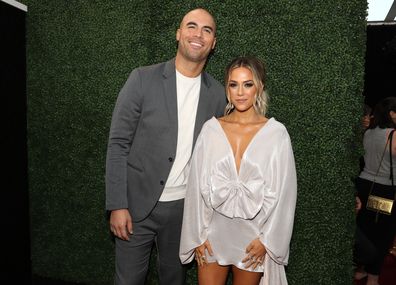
[198,262,229,285]
[232,265,263,285]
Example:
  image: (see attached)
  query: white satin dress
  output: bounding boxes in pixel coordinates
[179,117,297,285]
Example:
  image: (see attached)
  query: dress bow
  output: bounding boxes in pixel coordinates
[209,156,265,219]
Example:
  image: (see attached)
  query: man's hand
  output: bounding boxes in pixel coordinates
[110,209,133,241]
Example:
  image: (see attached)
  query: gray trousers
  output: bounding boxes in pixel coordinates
[115,199,186,285]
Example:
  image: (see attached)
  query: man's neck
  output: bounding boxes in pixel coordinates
[175,55,206,78]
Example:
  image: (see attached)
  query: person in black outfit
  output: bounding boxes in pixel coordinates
[354,97,396,285]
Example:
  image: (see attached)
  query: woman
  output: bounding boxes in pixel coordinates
[354,97,396,285]
[179,56,297,285]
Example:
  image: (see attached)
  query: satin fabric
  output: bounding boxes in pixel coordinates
[179,117,297,285]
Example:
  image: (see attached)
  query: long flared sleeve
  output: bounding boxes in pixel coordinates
[259,130,297,285]
[179,128,213,264]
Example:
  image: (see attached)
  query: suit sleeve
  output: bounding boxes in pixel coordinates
[105,69,143,210]
[179,127,213,264]
[215,87,227,117]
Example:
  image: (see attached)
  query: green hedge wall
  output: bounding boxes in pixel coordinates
[25,0,367,284]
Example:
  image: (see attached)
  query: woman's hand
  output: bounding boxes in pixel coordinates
[194,240,213,266]
[242,238,266,269]
[355,196,362,214]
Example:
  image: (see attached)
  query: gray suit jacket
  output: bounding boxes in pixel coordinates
[106,58,226,222]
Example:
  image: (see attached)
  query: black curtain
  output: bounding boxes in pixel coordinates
[0,1,30,283]
[364,24,396,108]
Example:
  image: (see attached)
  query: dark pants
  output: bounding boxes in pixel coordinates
[115,199,186,285]
[354,226,380,265]
[355,177,396,275]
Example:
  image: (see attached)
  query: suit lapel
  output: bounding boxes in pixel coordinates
[162,60,212,149]
[193,73,211,147]
[162,59,178,146]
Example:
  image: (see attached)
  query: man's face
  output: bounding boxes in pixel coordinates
[176,9,217,64]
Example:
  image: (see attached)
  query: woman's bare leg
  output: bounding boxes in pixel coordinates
[390,234,396,257]
[366,273,379,285]
[232,265,263,285]
[198,262,229,285]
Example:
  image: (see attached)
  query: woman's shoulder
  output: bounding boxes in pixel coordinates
[266,117,289,134]
[200,117,221,134]
[365,126,389,136]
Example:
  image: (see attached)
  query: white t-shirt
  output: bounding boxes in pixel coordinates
[360,127,396,185]
[159,70,201,201]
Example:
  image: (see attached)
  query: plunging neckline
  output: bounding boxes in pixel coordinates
[214,117,272,176]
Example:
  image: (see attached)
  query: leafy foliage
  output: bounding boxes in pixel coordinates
[25,0,367,284]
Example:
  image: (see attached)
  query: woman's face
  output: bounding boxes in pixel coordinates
[390,111,396,125]
[227,67,257,113]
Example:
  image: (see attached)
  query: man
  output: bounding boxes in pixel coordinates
[105,8,226,285]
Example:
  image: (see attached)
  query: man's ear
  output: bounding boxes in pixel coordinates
[176,29,180,41]
[211,37,217,50]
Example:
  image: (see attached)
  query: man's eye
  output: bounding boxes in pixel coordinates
[203,28,212,34]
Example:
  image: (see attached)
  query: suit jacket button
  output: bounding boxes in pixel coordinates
[160,180,164,185]
[168,157,173,162]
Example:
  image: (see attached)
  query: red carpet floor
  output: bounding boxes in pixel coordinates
[354,254,396,285]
